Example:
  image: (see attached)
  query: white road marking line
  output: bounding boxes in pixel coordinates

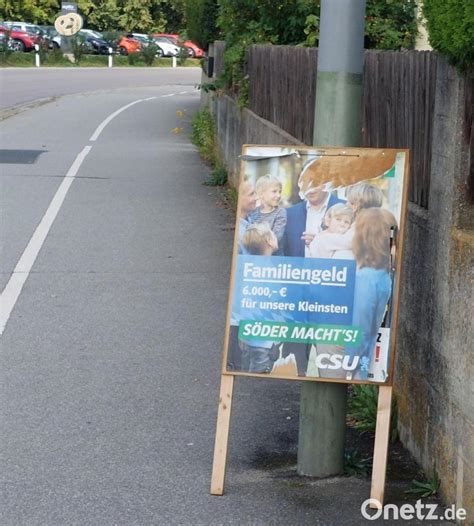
[89,99,144,141]
[0,146,92,336]
[1,92,184,335]
[161,94,174,98]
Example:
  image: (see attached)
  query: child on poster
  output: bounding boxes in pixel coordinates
[308,203,355,259]
[235,223,279,373]
[248,175,287,253]
[307,182,384,261]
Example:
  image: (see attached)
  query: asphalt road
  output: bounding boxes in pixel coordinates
[0,67,201,109]
[0,69,449,525]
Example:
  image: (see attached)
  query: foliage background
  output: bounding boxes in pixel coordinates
[0,0,186,33]
[423,0,474,72]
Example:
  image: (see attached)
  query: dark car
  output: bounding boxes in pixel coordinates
[78,30,111,55]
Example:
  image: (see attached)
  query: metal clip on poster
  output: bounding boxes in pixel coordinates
[211,145,410,507]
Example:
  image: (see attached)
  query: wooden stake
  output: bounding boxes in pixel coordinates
[210,374,234,495]
[370,385,393,508]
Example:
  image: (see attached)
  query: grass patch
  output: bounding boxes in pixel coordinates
[204,165,227,186]
[191,107,228,187]
[77,55,109,67]
[0,51,35,67]
[0,51,201,68]
[224,186,239,211]
[344,449,372,476]
[191,107,217,162]
[347,384,399,444]
[405,469,440,498]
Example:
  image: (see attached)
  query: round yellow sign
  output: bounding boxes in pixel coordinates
[54,13,83,36]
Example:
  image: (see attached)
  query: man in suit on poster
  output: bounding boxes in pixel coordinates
[282,182,345,375]
[283,184,345,257]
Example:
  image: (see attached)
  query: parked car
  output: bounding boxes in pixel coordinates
[153,36,181,57]
[130,33,179,57]
[153,33,204,57]
[0,25,40,51]
[2,21,45,38]
[80,29,104,40]
[117,34,141,55]
[78,30,111,54]
[39,26,61,48]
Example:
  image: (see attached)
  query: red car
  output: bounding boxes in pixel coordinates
[153,33,204,58]
[117,34,141,55]
[0,26,40,52]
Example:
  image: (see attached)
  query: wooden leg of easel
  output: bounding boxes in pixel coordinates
[370,385,393,509]
[210,374,234,495]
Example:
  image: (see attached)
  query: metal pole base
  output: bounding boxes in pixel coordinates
[297,382,347,477]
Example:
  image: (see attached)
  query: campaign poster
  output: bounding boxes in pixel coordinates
[223,146,409,384]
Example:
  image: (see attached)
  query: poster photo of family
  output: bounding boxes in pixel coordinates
[223,145,409,385]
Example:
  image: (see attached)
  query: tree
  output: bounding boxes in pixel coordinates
[154,0,186,33]
[0,0,57,23]
[217,0,316,46]
[423,0,474,71]
[199,0,419,105]
[87,0,121,32]
[365,0,417,50]
[119,0,154,32]
[185,0,219,49]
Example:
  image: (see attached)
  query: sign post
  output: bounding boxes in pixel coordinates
[299,0,367,478]
[211,144,409,504]
[55,4,83,58]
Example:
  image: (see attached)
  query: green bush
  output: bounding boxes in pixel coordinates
[191,107,228,186]
[191,107,217,162]
[71,35,88,64]
[348,385,399,444]
[205,164,227,186]
[423,0,474,71]
[139,40,160,66]
[208,0,418,107]
[186,0,220,50]
[43,48,71,66]
[127,51,143,66]
[365,0,417,50]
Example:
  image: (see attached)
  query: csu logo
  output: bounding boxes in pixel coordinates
[315,354,359,370]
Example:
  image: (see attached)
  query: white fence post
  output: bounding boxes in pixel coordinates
[172,56,177,68]
[108,47,113,68]
[34,44,40,67]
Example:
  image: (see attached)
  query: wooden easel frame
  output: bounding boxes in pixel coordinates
[211,146,410,505]
[211,379,394,504]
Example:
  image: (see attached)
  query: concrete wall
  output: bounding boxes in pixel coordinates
[210,94,303,185]
[395,60,473,519]
[201,58,473,520]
